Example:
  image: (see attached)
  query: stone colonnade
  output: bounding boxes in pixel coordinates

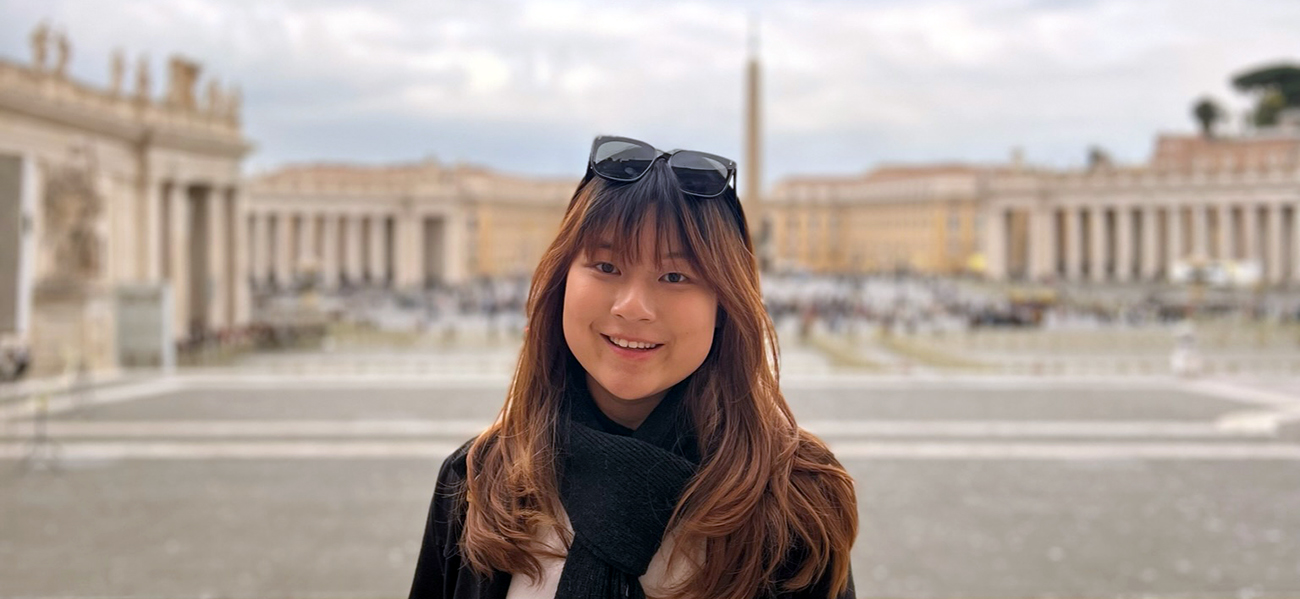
[985,197,1300,285]
[244,207,461,291]
[146,179,248,339]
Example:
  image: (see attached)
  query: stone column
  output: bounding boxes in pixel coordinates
[228,187,250,325]
[395,210,423,289]
[1064,207,1082,281]
[1167,205,1184,273]
[1292,202,1300,283]
[1141,206,1159,280]
[263,213,275,288]
[206,186,228,330]
[287,213,300,284]
[1267,203,1284,284]
[261,213,272,290]
[1028,205,1053,281]
[1243,204,1259,265]
[102,174,123,282]
[444,209,467,285]
[357,215,370,282]
[320,213,339,290]
[275,212,292,289]
[1115,207,1133,282]
[167,183,190,341]
[983,206,1008,280]
[143,180,163,281]
[299,212,317,280]
[345,215,364,285]
[1191,204,1208,261]
[1090,207,1107,283]
[1218,204,1234,261]
[369,214,387,285]
[249,212,266,288]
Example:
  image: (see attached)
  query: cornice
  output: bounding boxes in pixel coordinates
[0,59,252,159]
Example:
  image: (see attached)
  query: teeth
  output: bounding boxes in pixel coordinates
[609,336,659,350]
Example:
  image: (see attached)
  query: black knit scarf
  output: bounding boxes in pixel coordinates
[554,374,700,599]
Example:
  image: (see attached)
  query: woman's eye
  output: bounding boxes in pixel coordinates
[591,262,688,283]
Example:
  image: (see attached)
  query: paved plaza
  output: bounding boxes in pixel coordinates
[2,371,1299,599]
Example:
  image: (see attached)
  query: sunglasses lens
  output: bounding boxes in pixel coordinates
[592,139,657,181]
[670,152,730,196]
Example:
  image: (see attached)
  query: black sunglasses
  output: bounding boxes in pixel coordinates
[588,135,737,198]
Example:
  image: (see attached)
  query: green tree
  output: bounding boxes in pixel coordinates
[1231,63,1300,127]
[1192,96,1223,137]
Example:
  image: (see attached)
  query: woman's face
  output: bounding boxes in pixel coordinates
[562,219,718,427]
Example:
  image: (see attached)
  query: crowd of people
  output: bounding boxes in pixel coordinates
[5,272,1294,380]
[256,271,1300,342]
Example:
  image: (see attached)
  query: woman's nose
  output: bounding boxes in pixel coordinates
[611,279,655,322]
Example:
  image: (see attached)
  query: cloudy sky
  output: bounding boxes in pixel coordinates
[2,0,1298,192]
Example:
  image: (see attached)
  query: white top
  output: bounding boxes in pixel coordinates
[505,507,698,599]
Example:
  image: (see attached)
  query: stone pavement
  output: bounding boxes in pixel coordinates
[1,373,1298,598]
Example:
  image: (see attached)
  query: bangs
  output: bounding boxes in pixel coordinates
[572,166,707,276]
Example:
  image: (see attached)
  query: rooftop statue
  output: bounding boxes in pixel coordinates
[228,85,242,123]
[30,22,49,71]
[206,79,223,117]
[110,49,125,96]
[166,56,201,110]
[53,29,70,78]
[135,54,150,102]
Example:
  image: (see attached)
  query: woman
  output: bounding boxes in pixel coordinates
[409,136,858,599]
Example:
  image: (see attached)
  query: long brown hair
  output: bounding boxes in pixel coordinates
[461,161,857,598]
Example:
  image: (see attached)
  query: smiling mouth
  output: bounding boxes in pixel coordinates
[602,335,663,353]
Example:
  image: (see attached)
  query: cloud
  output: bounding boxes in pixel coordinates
[1,0,1298,188]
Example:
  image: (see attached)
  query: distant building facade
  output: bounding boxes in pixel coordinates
[0,25,251,375]
[983,133,1300,285]
[245,161,574,290]
[764,165,987,275]
[768,132,1300,287]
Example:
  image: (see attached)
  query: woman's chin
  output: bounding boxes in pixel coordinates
[604,387,651,402]
[594,379,660,404]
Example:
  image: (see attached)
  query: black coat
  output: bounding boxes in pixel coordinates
[407,439,856,599]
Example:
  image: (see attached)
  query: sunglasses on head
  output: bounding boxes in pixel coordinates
[588,135,737,198]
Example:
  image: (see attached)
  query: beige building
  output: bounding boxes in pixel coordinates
[245,161,574,290]
[0,26,251,375]
[765,165,988,275]
[984,133,1300,285]
[768,131,1300,288]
